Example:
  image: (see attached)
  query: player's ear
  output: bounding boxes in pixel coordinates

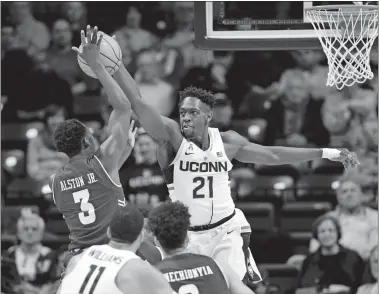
[106,227,112,239]
[207,110,213,123]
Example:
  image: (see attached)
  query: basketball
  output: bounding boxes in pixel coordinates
[77,31,122,79]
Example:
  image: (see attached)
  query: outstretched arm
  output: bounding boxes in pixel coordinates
[73,26,135,174]
[222,130,359,169]
[113,61,182,151]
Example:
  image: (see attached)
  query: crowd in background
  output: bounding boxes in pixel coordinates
[1,2,378,294]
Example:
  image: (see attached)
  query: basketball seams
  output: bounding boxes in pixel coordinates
[101,36,122,61]
[78,33,123,78]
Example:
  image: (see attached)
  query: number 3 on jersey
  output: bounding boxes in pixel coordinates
[73,189,96,225]
[193,176,213,199]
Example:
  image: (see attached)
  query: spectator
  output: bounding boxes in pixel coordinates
[2,48,74,122]
[310,174,378,260]
[297,215,364,294]
[145,37,186,88]
[209,92,233,132]
[209,51,234,92]
[26,107,69,183]
[237,51,295,118]
[9,2,50,57]
[61,1,87,47]
[135,49,175,117]
[264,70,330,147]
[164,1,213,71]
[47,19,98,96]
[322,83,377,149]
[357,246,378,294]
[113,5,158,68]
[1,209,60,294]
[119,128,168,209]
[290,50,337,100]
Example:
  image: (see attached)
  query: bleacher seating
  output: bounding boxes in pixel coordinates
[45,207,70,236]
[259,263,299,294]
[312,158,344,175]
[249,175,294,197]
[280,202,332,233]
[290,231,312,255]
[231,118,267,143]
[255,164,300,180]
[1,149,25,176]
[235,202,275,231]
[1,122,44,150]
[296,174,340,206]
[5,178,43,203]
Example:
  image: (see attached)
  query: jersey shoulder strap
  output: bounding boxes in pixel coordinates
[209,128,228,157]
[169,138,190,166]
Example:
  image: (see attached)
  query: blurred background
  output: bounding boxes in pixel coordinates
[1,2,378,294]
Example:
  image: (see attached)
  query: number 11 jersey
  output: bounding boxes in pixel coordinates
[51,152,126,251]
[59,244,139,294]
[162,128,235,226]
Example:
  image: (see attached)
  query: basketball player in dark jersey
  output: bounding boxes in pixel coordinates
[52,26,154,269]
[149,202,256,294]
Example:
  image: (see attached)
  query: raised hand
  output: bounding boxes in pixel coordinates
[328,148,360,170]
[72,25,103,68]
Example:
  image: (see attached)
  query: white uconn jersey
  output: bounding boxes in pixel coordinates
[59,244,139,294]
[164,128,235,226]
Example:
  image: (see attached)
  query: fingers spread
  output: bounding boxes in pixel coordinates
[80,30,86,44]
[91,26,98,44]
[97,33,103,47]
[86,25,91,44]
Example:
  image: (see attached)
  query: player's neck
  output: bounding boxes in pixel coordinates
[108,240,137,253]
[192,130,210,151]
[164,247,188,258]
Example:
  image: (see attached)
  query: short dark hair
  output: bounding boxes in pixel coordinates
[53,119,87,157]
[311,214,342,241]
[179,86,215,109]
[148,202,191,252]
[110,205,144,244]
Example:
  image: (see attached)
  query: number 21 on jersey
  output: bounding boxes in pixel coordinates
[193,176,213,199]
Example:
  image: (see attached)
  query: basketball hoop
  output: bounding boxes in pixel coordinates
[305,4,378,89]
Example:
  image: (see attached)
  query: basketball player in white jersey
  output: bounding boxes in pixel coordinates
[87,24,360,281]
[58,205,173,294]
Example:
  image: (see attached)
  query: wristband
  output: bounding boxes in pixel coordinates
[322,148,341,159]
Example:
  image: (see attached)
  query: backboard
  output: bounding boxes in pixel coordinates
[194,1,378,50]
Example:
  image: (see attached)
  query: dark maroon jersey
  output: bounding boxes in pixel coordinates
[51,152,125,251]
[155,253,230,294]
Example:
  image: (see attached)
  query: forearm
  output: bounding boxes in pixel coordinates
[92,62,130,110]
[266,146,322,165]
[113,63,169,141]
[113,63,142,103]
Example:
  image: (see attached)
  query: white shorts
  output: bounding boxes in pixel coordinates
[187,208,262,282]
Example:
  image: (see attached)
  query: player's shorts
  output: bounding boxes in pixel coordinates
[187,208,262,283]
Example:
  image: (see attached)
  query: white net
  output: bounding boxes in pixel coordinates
[307,5,378,89]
